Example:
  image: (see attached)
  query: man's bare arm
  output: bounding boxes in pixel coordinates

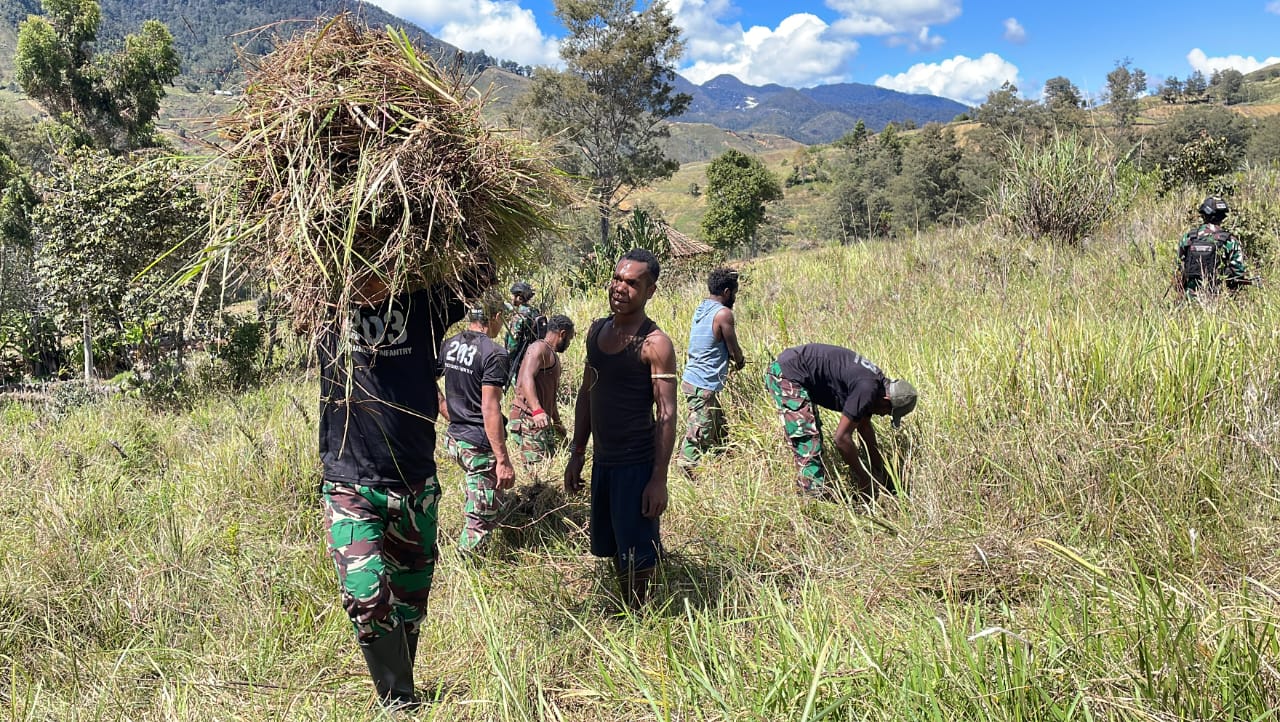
[641,330,678,518]
[436,384,449,422]
[715,307,745,370]
[517,340,552,427]
[833,415,876,497]
[482,384,515,489]
[564,363,596,493]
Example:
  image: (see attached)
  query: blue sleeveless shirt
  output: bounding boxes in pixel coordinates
[682,299,728,391]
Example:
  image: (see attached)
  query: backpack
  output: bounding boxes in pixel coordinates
[506,309,548,390]
[1183,227,1225,290]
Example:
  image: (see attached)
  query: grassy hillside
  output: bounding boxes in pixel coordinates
[5,169,1280,719]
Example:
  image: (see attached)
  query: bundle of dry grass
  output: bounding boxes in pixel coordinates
[215,14,574,329]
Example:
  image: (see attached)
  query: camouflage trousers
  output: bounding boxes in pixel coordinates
[679,381,726,468]
[764,361,826,494]
[445,435,507,554]
[322,478,440,645]
[507,416,558,464]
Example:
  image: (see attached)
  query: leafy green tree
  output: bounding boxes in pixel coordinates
[1043,76,1085,129]
[834,119,868,149]
[522,0,690,245]
[1105,59,1147,129]
[0,141,41,380]
[1210,69,1246,105]
[1140,105,1251,173]
[1159,76,1183,104]
[700,149,782,255]
[1246,115,1280,166]
[1184,70,1208,99]
[975,82,1047,140]
[15,0,180,151]
[32,150,205,378]
[890,124,972,230]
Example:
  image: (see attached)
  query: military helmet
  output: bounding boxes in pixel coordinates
[887,378,918,429]
[510,281,535,300]
[1198,196,1229,220]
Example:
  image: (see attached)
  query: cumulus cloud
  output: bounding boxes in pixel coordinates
[1187,48,1280,75]
[875,53,1020,106]
[1003,17,1026,43]
[827,0,962,35]
[679,13,858,87]
[365,0,561,67]
[886,26,945,52]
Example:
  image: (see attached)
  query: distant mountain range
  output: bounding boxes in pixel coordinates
[673,74,969,144]
[0,0,969,147]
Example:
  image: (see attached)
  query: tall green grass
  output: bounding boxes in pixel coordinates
[3,170,1280,720]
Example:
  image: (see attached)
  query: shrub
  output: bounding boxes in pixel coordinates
[991,133,1119,245]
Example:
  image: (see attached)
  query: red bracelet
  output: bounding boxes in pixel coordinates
[532,408,546,417]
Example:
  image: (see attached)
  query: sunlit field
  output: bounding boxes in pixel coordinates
[4,173,1280,720]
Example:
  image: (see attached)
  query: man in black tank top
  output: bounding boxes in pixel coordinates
[565,248,678,608]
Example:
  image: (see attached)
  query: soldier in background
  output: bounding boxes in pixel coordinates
[1177,196,1249,299]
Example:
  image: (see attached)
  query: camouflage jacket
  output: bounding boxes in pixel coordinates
[1176,223,1247,292]
[504,303,538,354]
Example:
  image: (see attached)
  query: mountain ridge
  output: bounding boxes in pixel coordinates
[0,0,968,147]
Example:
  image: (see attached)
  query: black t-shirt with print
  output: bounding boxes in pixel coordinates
[438,330,509,449]
[317,287,464,487]
[777,343,887,422]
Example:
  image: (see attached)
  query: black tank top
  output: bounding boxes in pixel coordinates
[586,316,657,466]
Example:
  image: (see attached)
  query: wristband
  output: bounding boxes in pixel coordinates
[532,408,546,417]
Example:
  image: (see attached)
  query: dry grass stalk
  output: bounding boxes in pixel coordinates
[215,13,576,329]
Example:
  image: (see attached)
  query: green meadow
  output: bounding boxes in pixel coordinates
[3,173,1280,720]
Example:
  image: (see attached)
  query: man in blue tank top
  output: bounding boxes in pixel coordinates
[564,248,678,608]
[679,267,745,473]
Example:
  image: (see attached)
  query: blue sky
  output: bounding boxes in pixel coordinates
[365,0,1280,106]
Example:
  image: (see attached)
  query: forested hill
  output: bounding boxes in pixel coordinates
[673,74,969,144]
[0,0,518,90]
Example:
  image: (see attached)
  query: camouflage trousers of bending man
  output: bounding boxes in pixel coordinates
[764,360,827,495]
[445,435,506,554]
[322,478,440,645]
[678,381,726,468]
[507,417,558,465]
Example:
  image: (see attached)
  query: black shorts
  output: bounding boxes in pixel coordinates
[589,461,662,570]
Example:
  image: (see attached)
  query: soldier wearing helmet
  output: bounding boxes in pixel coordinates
[504,281,539,356]
[1177,196,1249,298]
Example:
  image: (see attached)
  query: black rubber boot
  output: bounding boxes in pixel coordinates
[360,627,418,710]
[406,627,420,665]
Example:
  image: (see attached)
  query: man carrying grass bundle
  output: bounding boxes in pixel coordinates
[564,249,678,608]
[678,267,745,475]
[319,282,469,710]
[438,296,516,559]
[508,315,576,465]
[215,14,576,708]
[765,344,917,501]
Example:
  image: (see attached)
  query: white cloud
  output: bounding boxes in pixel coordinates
[1187,48,1280,75]
[886,26,945,51]
[1267,1,1280,15]
[679,13,858,87]
[874,53,1020,105]
[365,0,561,67]
[827,0,961,35]
[1003,17,1026,44]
